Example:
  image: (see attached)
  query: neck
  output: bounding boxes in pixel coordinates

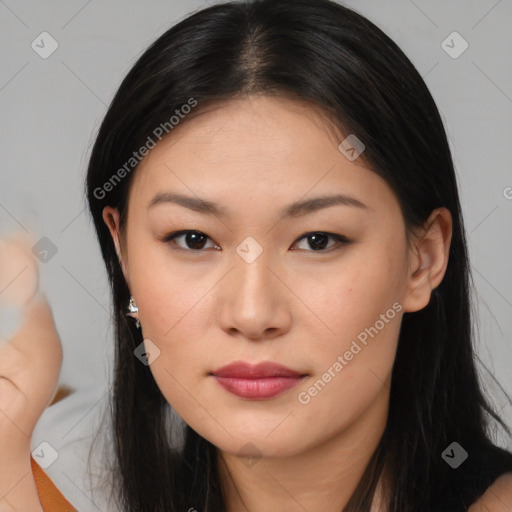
[217,384,390,512]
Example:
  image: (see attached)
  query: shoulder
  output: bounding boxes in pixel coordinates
[468,472,512,511]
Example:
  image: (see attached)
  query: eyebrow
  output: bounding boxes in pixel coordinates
[147,192,370,218]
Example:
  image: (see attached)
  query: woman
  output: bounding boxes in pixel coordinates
[1,0,512,510]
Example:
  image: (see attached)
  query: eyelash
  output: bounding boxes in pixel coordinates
[161,230,351,254]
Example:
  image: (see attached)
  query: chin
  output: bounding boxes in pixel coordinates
[209,429,310,460]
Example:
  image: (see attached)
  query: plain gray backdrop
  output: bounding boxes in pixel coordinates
[1,0,511,438]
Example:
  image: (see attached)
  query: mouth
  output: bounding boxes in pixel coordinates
[210,360,308,400]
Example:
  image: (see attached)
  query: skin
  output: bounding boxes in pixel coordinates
[1,95,509,511]
[102,94,451,511]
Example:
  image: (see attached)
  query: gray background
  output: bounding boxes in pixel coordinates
[1,0,511,437]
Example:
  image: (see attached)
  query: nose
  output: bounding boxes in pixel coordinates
[217,252,292,341]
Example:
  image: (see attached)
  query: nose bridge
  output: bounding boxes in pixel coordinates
[233,242,278,309]
[218,240,290,339]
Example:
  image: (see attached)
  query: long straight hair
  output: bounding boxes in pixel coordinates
[85,1,512,510]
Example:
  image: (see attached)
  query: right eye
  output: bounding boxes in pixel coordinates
[162,230,220,252]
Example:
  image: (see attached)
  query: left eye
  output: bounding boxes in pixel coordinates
[291,232,350,252]
[162,230,350,252]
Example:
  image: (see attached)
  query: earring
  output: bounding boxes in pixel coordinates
[126,296,141,328]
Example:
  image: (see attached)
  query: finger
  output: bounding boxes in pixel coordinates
[2,292,63,436]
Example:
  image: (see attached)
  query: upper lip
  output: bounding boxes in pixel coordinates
[211,361,306,379]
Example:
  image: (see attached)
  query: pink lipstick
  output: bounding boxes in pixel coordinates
[211,361,307,399]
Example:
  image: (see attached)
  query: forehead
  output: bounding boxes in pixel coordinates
[128,95,397,218]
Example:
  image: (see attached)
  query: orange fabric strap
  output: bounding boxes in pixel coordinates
[31,455,76,511]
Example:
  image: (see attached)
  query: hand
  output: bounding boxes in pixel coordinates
[0,233,63,511]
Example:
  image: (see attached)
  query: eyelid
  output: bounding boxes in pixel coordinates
[161,230,351,253]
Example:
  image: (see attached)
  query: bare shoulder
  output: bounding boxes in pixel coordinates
[468,472,512,511]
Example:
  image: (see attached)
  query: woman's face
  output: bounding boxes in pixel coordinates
[104,95,447,461]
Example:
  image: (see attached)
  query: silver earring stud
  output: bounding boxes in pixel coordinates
[126,296,141,328]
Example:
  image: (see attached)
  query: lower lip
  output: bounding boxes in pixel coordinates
[213,376,305,399]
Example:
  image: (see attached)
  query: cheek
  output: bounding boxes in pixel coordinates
[293,245,404,404]
[128,239,212,338]
[294,282,401,439]
[135,275,213,375]
[133,272,212,421]
[129,252,217,379]
[300,243,404,348]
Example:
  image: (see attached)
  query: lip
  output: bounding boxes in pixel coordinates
[210,361,308,400]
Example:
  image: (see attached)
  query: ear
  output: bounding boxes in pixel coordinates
[102,206,130,286]
[402,207,453,313]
